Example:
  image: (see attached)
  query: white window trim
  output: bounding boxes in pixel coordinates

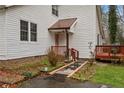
[19,19,38,43]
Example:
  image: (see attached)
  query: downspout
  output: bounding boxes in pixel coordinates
[65,29,69,60]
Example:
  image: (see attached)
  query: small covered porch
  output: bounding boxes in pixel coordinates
[48,18,79,61]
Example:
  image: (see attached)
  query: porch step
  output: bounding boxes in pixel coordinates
[55,69,73,75]
[55,61,88,77]
[64,59,73,63]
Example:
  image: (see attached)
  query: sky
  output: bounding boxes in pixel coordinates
[101,5,123,16]
[101,5,124,24]
[101,5,109,13]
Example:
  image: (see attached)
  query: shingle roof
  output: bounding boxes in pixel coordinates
[48,18,77,30]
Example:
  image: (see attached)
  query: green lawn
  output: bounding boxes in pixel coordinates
[39,59,64,72]
[72,62,95,81]
[72,62,124,87]
[91,63,124,87]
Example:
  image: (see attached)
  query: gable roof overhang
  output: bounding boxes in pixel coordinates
[48,18,77,32]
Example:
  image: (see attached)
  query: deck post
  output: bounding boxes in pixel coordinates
[65,29,69,60]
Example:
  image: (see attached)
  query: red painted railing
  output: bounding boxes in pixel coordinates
[95,45,124,59]
[51,46,66,56]
[70,48,79,61]
[51,46,79,61]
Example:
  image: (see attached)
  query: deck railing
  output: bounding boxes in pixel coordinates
[51,46,66,56]
[51,46,79,61]
[70,48,79,61]
[95,45,124,59]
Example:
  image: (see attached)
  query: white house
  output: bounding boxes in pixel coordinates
[0,5,105,60]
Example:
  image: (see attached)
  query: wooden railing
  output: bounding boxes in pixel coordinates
[51,46,79,61]
[95,45,124,59]
[70,48,79,61]
[51,46,66,56]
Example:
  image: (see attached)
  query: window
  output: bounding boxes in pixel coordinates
[20,20,37,42]
[30,23,37,41]
[20,20,28,41]
[52,5,58,16]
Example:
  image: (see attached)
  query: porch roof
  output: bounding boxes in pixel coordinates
[48,18,77,30]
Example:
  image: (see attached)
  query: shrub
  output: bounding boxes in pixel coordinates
[22,72,33,78]
[42,58,49,66]
[47,49,58,67]
[56,55,64,62]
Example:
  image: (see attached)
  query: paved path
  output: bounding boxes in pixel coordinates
[19,74,102,88]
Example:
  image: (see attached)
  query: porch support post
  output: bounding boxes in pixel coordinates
[65,29,69,60]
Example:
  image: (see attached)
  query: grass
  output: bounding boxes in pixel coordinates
[72,71,85,81]
[47,63,64,71]
[91,63,124,87]
[72,62,95,81]
[72,62,124,87]
[39,59,64,72]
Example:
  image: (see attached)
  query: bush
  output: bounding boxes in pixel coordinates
[47,49,58,67]
[22,72,33,78]
[56,55,64,62]
[42,58,49,66]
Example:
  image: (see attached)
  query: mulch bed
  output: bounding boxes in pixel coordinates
[0,70,25,88]
[0,70,53,88]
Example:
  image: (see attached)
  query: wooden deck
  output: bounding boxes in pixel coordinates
[95,45,124,60]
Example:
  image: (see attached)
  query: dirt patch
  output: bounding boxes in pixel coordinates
[0,70,24,84]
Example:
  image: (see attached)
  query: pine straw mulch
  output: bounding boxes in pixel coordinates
[0,70,25,88]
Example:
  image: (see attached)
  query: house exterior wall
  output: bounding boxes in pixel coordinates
[3,6,58,59]
[0,5,101,60]
[59,5,97,58]
[0,9,7,60]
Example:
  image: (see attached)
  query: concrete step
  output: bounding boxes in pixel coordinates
[55,69,73,75]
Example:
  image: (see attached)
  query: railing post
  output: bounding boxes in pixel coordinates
[51,46,53,51]
[109,46,111,58]
[65,29,69,60]
[77,51,79,60]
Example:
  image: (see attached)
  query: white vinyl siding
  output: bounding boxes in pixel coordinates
[2,5,57,59]
[59,6,97,58]
[0,9,7,60]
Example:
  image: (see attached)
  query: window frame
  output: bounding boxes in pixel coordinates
[30,22,37,42]
[52,5,59,16]
[20,20,29,41]
[20,20,37,42]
